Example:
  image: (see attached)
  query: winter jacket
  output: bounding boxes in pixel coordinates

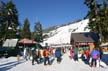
[55,49,61,58]
[43,49,49,57]
[90,49,100,59]
[84,50,90,57]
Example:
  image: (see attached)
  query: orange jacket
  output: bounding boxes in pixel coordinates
[43,49,49,57]
[45,50,49,57]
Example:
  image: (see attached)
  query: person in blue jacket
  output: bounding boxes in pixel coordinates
[90,47,100,67]
[55,48,62,63]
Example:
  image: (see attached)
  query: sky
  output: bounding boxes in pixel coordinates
[2,0,88,31]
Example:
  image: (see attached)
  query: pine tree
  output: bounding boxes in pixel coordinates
[21,18,31,39]
[99,0,108,42]
[0,1,19,41]
[34,21,43,42]
[84,0,108,43]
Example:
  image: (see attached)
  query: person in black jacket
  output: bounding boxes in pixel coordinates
[31,48,39,65]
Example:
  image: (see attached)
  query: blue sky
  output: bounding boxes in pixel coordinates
[3,0,88,31]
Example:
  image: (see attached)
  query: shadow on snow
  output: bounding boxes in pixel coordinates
[0,59,26,71]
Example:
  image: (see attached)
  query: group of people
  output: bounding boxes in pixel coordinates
[17,46,101,67]
[69,47,101,67]
[23,47,63,65]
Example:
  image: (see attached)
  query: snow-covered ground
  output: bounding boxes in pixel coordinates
[0,51,108,71]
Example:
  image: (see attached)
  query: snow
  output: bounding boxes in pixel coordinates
[3,39,18,47]
[44,19,90,46]
[100,42,108,47]
[0,51,108,71]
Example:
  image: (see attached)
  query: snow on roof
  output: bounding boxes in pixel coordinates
[100,42,108,47]
[3,39,18,47]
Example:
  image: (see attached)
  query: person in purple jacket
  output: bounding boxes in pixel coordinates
[90,47,100,67]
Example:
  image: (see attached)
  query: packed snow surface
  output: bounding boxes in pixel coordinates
[0,51,108,71]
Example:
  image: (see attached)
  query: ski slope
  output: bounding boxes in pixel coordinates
[44,19,90,46]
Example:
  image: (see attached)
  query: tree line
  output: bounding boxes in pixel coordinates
[1,0,108,46]
[0,0,43,45]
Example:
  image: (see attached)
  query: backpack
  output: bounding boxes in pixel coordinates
[43,50,46,57]
[33,49,36,55]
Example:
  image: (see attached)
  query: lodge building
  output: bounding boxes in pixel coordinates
[70,32,99,54]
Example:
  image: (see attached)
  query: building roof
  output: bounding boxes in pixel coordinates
[71,32,99,43]
[3,39,18,47]
[18,38,36,44]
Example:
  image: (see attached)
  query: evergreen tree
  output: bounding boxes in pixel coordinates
[34,21,43,42]
[99,0,108,42]
[0,2,6,44]
[21,18,31,39]
[0,0,19,41]
[84,0,108,43]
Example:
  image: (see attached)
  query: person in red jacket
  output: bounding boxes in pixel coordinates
[69,47,74,61]
[84,48,90,65]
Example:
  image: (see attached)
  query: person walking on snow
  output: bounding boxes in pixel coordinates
[84,48,90,64]
[90,48,100,67]
[23,48,28,61]
[31,48,39,65]
[43,48,50,65]
[55,48,62,63]
[69,47,74,61]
